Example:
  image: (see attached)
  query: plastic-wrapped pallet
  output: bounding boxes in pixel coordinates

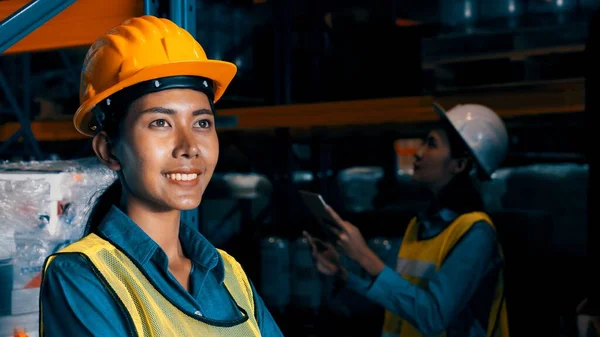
[336,166,429,215]
[290,236,324,315]
[336,167,385,213]
[259,236,291,313]
[199,172,272,247]
[0,157,115,337]
[480,163,589,256]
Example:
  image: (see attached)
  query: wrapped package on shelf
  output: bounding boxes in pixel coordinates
[336,167,384,213]
[336,166,429,215]
[290,237,322,313]
[259,236,291,313]
[0,157,116,337]
[480,163,589,256]
[200,172,272,247]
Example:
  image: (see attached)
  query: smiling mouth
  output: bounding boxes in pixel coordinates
[162,173,199,181]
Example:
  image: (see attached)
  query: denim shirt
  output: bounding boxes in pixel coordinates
[346,209,503,337]
[40,205,283,337]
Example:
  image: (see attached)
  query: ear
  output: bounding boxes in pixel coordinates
[450,157,468,175]
[92,132,121,171]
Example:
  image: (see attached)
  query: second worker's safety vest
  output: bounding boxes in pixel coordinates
[381,212,509,337]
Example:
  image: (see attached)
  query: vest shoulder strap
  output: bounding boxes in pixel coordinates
[217,249,255,317]
[44,233,112,271]
[439,211,495,265]
[403,216,419,243]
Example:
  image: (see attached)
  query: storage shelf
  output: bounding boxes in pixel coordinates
[0,79,584,142]
[216,79,584,130]
[0,0,142,54]
[0,120,87,142]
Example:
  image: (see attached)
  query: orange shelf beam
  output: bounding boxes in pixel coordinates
[1,0,143,54]
[0,80,585,142]
[218,96,435,130]
[0,120,86,142]
[216,80,585,130]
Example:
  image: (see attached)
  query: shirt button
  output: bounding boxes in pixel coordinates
[194,310,203,317]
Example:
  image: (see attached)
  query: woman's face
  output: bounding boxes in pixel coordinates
[102,88,218,211]
[413,128,465,193]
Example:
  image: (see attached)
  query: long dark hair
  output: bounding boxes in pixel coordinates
[84,104,127,236]
[85,180,122,235]
[429,122,485,214]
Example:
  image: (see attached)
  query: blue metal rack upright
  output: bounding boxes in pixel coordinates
[0,0,204,231]
[0,0,77,160]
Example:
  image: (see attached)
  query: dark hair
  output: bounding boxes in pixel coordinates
[84,180,122,235]
[430,122,485,214]
[84,101,128,236]
[434,170,484,214]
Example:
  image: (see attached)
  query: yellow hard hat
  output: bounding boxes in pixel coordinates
[73,15,237,137]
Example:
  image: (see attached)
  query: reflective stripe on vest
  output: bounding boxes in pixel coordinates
[395,258,437,279]
[40,233,261,337]
[381,212,510,337]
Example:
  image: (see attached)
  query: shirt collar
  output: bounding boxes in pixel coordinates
[416,208,460,238]
[179,221,225,283]
[96,205,225,283]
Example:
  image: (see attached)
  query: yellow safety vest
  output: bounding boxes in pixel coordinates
[40,233,261,337]
[381,212,509,337]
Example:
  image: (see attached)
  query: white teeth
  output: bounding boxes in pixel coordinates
[164,173,198,181]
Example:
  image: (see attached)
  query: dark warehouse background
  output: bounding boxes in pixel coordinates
[1,0,599,336]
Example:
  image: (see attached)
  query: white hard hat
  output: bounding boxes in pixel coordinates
[433,102,509,180]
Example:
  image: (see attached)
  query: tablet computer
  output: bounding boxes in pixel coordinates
[298,190,341,242]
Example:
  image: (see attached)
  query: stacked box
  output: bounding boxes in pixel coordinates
[0,158,115,337]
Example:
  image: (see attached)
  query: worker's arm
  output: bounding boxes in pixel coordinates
[249,280,285,337]
[345,221,501,336]
[40,254,131,337]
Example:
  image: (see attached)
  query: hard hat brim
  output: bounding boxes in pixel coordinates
[433,102,493,180]
[73,59,237,137]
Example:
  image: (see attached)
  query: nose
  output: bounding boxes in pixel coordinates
[414,143,425,161]
[173,129,200,159]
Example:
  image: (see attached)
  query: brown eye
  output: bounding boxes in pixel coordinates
[195,119,212,129]
[150,119,171,128]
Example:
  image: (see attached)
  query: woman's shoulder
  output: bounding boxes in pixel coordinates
[45,251,95,276]
[43,252,106,295]
[44,234,110,274]
[54,233,111,255]
[214,249,250,279]
[44,233,119,279]
[215,248,240,267]
[455,211,498,241]
[445,211,497,242]
[455,210,493,225]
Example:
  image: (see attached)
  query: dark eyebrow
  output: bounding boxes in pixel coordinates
[193,108,213,116]
[139,107,213,116]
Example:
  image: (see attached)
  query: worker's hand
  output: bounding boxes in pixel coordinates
[303,231,347,280]
[325,205,386,276]
[324,205,370,262]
